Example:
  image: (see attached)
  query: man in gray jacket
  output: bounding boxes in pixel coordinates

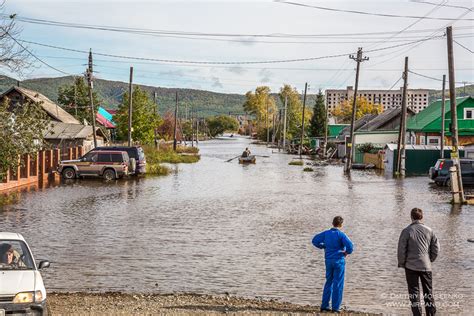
[398,208,440,316]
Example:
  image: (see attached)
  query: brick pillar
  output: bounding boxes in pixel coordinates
[38,150,45,182]
[17,156,21,185]
[74,147,79,159]
[78,146,84,157]
[68,148,73,160]
[25,154,31,181]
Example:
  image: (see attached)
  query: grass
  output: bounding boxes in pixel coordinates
[146,164,171,176]
[288,160,304,166]
[303,167,314,172]
[143,145,200,176]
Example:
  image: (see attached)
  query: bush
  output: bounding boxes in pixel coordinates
[289,160,304,166]
[143,145,200,164]
[146,164,170,176]
[303,167,314,172]
[357,143,379,154]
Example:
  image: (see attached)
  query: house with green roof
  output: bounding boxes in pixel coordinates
[407,96,474,146]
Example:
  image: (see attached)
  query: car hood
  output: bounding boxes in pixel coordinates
[60,159,81,164]
[0,270,35,294]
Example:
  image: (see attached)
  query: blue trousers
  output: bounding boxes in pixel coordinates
[321,258,345,311]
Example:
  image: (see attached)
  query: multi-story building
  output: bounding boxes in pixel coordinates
[325,86,431,113]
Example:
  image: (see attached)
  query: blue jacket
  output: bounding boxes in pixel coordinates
[312,228,354,260]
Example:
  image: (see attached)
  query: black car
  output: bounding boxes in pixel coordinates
[429,158,474,186]
[92,146,146,175]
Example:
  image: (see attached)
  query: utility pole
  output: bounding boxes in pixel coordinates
[266,100,270,146]
[283,95,288,150]
[153,91,159,148]
[447,26,465,204]
[323,89,329,157]
[299,82,308,158]
[86,50,97,148]
[191,106,195,147]
[345,47,369,173]
[173,91,179,151]
[396,57,409,176]
[272,113,276,144]
[127,66,133,147]
[73,76,78,118]
[196,116,199,145]
[441,75,446,158]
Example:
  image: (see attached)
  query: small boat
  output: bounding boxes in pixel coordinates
[239,155,256,164]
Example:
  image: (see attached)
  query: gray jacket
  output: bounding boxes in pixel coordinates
[397,220,440,272]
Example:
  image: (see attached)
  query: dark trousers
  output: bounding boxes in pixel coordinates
[405,268,436,316]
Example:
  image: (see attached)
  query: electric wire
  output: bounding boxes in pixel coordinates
[454,39,474,53]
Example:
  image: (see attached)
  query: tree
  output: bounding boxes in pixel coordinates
[0,99,48,179]
[243,86,277,138]
[206,115,239,137]
[309,90,326,137]
[278,84,312,140]
[114,87,162,144]
[332,97,383,123]
[156,111,181,141]
[57,77,101,123]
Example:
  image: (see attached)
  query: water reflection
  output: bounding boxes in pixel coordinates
[0,137,472,314]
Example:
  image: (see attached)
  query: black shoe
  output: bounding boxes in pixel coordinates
[320,308,331,313]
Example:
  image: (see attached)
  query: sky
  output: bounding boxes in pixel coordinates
[1,0,473,94]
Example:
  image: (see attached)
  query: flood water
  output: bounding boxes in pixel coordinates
[1,137,473,314]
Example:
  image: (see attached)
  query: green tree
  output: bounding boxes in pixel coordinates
[309,90,326,137]
[57,77,101,123]
[278,84,312,140]
[206,115,239,137]
[243,86,277,138]
[0,99,48,179]
[114,87,162,144]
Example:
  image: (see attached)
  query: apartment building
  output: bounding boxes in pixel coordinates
[325,86,431,113]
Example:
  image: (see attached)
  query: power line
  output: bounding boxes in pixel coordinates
[410,0,474,12]
[409,70,473,84]
[388,76,403,91]
[275,1,474,21]
[454,39,474,53]
[18,35,443,66]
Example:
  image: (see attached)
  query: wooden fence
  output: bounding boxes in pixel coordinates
[0,146,84,192]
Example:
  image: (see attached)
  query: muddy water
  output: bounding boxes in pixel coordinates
[1,137,472,314]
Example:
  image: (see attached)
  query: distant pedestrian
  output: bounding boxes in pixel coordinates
[397,208,439,316]
[312,216,354,313]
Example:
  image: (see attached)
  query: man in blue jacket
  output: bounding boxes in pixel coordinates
[312,216,354,313]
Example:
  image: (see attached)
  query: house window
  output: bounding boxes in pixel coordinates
[427,136,441,145]
[420,136,426,145]
[464,108,474,119]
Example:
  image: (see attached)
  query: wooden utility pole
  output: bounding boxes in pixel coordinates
[173,91,179,151]
[396,57,409,176]
[323,89,329,157]
[447,26,465,204]
[73,76,78,118]
[153,92,159,148]
[87,50,97,148]
[127,67,134,146]
[441,75,446,158]
[345,47,369,173]
[266,100,270,146]
[283,95,288,150]
[196,116,199,145]
[191,106,195,147]
[299,83,308,158]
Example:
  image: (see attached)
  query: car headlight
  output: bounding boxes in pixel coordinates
[13,292,34,303]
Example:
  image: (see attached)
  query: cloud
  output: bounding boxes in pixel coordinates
[211,76,223,88]
[259,68,273,83]
[226,66,247,75]
[159,69,185,77]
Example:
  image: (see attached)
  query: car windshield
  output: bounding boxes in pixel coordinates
[0,240,35,270]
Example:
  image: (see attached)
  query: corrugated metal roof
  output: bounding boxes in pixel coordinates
[13,86,80,124]
[385,144,464,151]
[43,122,93,139]
[406,97,471,131]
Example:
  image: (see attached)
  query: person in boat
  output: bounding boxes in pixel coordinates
[241,147,251,158]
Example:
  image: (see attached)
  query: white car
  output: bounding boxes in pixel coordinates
[0,232,50,315]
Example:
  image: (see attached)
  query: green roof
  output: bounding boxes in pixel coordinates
[407,97,472,132]
[328,124,348,137]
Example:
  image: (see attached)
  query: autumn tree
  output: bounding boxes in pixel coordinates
[57,76,101,124]
[331,97,383,123]
[309,90,326,137]
[206,115,239,137]
[243,86,277,138]
[0,99,49,179]
[114,87,162,144]
[278,84,312,140]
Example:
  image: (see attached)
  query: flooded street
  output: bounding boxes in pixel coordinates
[1,137,473,314]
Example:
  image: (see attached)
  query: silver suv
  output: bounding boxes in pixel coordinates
[58,150,130,180]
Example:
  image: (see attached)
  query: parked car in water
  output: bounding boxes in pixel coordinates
[58,150,130,181]
[91,146,146,175]
[0,232,50,315]
[429,158,474,186]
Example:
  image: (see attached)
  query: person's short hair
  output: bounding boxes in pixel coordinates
[332,216,344,227]
[411,208,423,220]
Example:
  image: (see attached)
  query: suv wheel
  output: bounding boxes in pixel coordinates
[445,178,451,188]
[62,168,76,179]
[103,169,116,181]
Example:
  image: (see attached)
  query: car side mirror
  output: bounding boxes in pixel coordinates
[38,260,50,270]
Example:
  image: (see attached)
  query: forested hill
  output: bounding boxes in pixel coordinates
[0,75,247,117]
[0,75,471,117]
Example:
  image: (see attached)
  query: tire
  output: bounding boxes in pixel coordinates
[445,178,451,188]
[62,168,76,179]
[103,169,116,181]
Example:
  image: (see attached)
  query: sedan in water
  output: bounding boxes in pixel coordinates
[0,232,50,315]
